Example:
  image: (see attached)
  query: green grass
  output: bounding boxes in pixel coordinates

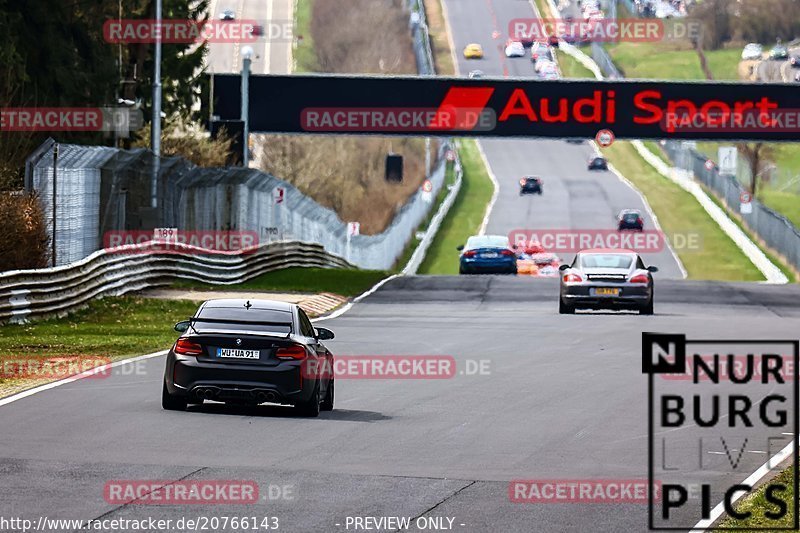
[0,297,197,362]
[418,139,494,274]
[601,141,765,281]
[720,466,795,529]
[423,0,456,76]
[293,0,319,72]
[605,42,741,81]
[171,267,388,297]
[556,48,595,79]
[642,141,671,166]
[759,189,800,229]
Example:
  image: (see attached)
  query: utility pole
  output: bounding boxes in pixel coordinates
[150,0,162,208]
[241,46,254,167]
[52,143,59,267]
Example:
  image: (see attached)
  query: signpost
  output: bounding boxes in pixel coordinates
[595,129,615,147]
[421,180,433,203]
[346,222,360,263]
[740,191,753,214]
[718,146,738,176]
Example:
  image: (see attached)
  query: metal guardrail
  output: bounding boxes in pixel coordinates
[408,0,436,75]
[0,241,352,323]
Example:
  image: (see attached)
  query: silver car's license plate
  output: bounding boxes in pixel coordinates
[483,252,498,258]
[217,348,260,359]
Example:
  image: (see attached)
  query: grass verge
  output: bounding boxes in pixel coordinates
[293,0,319,72]
[418,139,494,274]
[720,465,795,529]
[601,141,765,281]
[605,42,740,80]
[556,47,595,78]
[0,297,198,397]
[171,267,388,297]
[423,0,455,75]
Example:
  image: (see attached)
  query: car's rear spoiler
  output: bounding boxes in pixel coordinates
[188,317,293,337]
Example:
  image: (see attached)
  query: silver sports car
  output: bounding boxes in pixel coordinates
[558,249,657,314]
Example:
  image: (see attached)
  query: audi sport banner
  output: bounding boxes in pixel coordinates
[210,74,800,141]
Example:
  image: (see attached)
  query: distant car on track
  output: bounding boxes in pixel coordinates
[588,156,608,170]
[463,43,484,59]
[617,209,644,231]
[220,8,236,20]
[519,176,543,195]
[741,43,763,60]
[769,44,789,60]
[530,42,553,64]
[162,299,335,417]
[558,249,657,314]
[505,40,526,57]
[790,55,800,68]
[458,235,517,274]
[468,70,484,79]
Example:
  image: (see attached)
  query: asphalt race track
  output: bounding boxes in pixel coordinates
[2,278,800,532]
[443,0,685,276]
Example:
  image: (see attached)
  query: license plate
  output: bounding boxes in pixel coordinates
[217,348,260,359]
[592,287,620,296]
[482,252,498,258]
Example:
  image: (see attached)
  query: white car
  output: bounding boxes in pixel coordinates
[741,43,763,60]
[541,70,560,80]
[504,41,526,58]
[534,58,555,73]
[538,62,558,77]
[220,8,235,20]
[468,70,484,79]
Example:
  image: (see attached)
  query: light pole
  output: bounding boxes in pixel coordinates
[241,45,253,167]
[151,0,162,208]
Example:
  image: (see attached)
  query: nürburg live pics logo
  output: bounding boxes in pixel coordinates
[642,332,798,530]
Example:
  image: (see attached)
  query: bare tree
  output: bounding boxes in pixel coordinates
[736,142,775,197]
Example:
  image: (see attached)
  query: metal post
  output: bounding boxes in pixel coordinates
[241,52,252,167]
[425,138,431,177]
[51,143,59,267]
[150,0,162,208]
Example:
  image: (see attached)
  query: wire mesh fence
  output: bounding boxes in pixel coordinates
[25,138,448,271]
[661,140,800,273]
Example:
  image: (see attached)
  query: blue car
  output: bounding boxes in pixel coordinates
[458,235,518,275]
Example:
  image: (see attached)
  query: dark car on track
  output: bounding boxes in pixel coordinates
[162,299,335,417]
[519,176,543,195]
[558,249,657,314]
[617,209,644,231]
[458,234,518,274]
[588,156,608,170]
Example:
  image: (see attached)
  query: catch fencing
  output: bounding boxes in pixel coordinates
[407,0,436,76]
[662,141,800,273]
[25,139,448,271]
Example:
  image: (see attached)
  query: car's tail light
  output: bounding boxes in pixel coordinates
[520,178,526,186]
[637,217,644,225]
[463,250,477,258]
[276,345,307,360]
[629,274,649,284]
[501,249,516,257]
[563,273,582,283]
[174,338,203,356]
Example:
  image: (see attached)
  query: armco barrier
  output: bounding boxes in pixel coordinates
[0,241,352,323]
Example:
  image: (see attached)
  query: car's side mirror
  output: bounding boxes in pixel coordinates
[456,245,464,251]
[647,266,659,273]
[174,320,190,333]
[559,264,570,271]
[316,327,335,340]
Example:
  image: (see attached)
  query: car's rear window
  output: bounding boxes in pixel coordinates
[466,235,509,249]
[580,254,634,269]
[194,307,293,333]
[623,213,640,222]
